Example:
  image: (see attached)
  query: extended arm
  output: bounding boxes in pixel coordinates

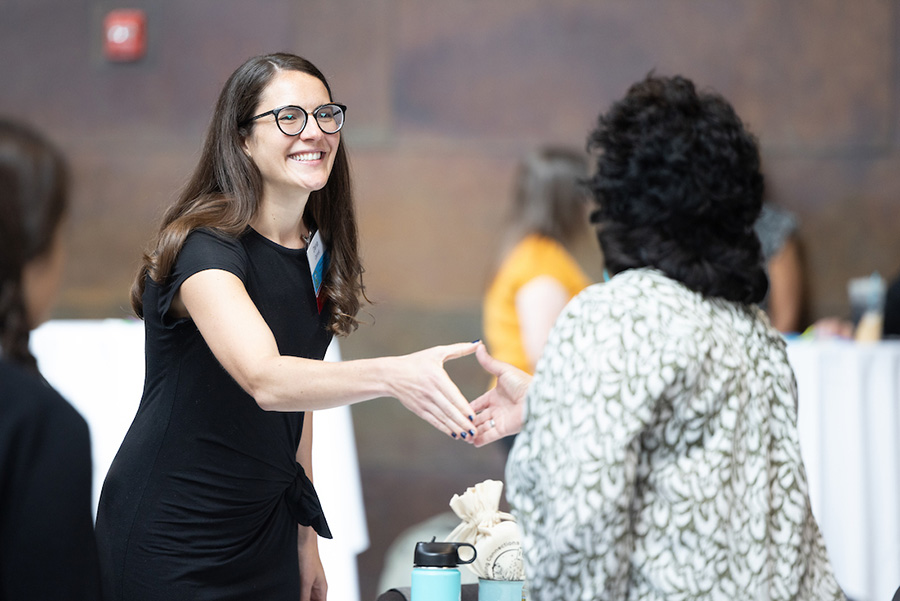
[179,269,478,439]
[766,236,804,333]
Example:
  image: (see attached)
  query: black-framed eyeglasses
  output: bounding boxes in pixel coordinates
[244,103,347,136]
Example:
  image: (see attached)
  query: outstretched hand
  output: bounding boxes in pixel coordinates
[389,342,480,441]
[298,527,326,601]
[469,343,531,448]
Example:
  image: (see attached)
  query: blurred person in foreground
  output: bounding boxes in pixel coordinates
[0,119,101,600]
[469,75,845,600]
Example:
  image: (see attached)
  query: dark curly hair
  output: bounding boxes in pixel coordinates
[588,74,767,304]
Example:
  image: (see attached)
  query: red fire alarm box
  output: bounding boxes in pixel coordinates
[103,9,146,62]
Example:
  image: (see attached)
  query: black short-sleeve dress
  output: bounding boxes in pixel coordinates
[95,228,333,601]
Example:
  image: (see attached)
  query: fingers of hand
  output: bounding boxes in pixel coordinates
[440,341,480,363]
[402,347,477,439]
[471,408,492,429]
[468,388,495,413]
[429,366,477,436]
[416,403,455,437]
[414,398,473,440]
[472,428,500,448]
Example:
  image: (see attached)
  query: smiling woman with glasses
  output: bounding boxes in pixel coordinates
[94,52,480,601]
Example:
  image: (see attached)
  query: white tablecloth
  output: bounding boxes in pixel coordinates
[789,340,900,601]
[30,319,368,601]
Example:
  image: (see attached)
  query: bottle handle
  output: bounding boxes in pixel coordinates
[455,542,477,565]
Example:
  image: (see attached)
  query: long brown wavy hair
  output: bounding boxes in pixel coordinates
[0,119,68,372]
[131,53,365,335]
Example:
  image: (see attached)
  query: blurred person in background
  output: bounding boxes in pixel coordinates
[483,146,597,378]
[755,201,805,333]
[469,74,845,600]
[93,53,478,601]
[882,269,900,338]
[0,118,101,600]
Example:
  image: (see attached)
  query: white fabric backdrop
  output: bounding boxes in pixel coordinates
[31,319,368,601]
[790,340,900,601]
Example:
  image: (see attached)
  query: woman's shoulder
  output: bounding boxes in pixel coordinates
[177,227,250,272]
[560,269,718,346]
[0,359,84,433]
[0,359,64,405]
[569,268,682,307]
[183,226,246,250]
[499,234,583,282]
[511,234,570,260]
[755,204,798,259]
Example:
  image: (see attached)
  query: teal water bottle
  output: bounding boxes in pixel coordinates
[410,539,477,601]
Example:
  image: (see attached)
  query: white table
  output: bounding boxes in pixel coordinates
[789,340,900,601]
[30,319,368,601]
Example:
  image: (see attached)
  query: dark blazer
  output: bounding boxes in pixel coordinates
[0,358,101,601]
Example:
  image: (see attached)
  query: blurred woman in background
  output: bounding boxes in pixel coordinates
[755,201,805,333]
[483,147,598,376]
[0,118,101,600]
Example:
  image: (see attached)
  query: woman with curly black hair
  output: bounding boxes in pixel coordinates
[469,75,845,600]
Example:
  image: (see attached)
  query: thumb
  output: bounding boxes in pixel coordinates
[475,343,504,377]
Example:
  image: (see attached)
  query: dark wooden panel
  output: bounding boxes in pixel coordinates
[0,0,296,140]
[352,149,518,307]
[1,0,300,316]
[390,1,893,150]
[290,0,395,143]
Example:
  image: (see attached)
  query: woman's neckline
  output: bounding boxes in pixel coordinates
[246,226,307,253]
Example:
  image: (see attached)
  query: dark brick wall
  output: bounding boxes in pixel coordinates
[3,2,899,598]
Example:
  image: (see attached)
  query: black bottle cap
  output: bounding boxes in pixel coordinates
[413,539,477,567]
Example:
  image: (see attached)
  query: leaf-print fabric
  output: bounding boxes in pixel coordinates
[506,268,845,601]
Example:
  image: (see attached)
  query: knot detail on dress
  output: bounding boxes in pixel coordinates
[284,462,333,539]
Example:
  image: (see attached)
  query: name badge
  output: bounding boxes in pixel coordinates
[306,231,329,313]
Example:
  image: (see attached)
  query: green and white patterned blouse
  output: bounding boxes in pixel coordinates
[506,268,845,601]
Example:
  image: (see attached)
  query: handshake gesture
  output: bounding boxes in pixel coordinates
[467,344,531,447]
[405,341,530,447]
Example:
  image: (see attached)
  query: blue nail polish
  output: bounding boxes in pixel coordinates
[471,339,481,344]
[460,432,467,439]
[451,432,457,438]
[468,415,474,422]
[469,429,475,436]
